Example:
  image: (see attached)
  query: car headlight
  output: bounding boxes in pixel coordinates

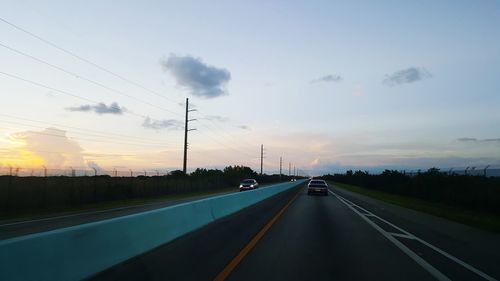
[239,185,243,188]
[250,185,254,187]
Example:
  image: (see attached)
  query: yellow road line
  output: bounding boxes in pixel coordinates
[213,187,302,281]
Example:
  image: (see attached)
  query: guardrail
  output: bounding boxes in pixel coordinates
[0,179,305,281]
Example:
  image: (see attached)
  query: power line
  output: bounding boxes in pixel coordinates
[0,70,96,103]
[0,71,253,161]
[191,117,253,155]
[0,124,171,148]
[196,110,256,149]
[0,119,176,146]
[0,70,154,120]
[0,113,172,144]
[1,17,266,168]
[193,128,257,159]
[0,38,247,155]
[0,41,184,118]
[0,147,138,158]
[0,17,181,105]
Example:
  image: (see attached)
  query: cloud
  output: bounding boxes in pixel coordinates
[66,102,124,115]
[483,138,500,143]
[205,115,230,122]
[311,74,342,84]
[309,158,320,167]
[142,116,183,130]
[237,125,250,130]
[352,85,364,97]
[457,137,500,143]
[1,127,85,168]
[383,67,432,86]
[87,161,104,173]
[457,137,478,142]
[161,54,231,98]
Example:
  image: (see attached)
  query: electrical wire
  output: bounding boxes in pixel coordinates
[0,17,181,106]
[0,119,179,146]
[0,41,184,118]
[0,16,274,168]
[0,113,173,143]
[0,124,172,148]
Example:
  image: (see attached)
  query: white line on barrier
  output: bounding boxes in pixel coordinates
[330,189,498,281]
[0,191,234,227]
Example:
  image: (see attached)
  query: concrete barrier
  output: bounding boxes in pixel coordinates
[0,180,305,281]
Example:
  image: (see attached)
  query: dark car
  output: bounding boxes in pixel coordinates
[307,180,328,196]
[239,179,259,191]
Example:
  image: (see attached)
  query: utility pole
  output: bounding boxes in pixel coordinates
[183,98,197,174]
[279,156,282,181]
[294,165,296,177]
[289,162,291,177]
[260,144,264,175]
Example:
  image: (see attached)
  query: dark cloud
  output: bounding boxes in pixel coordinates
[457,137,500,143]
[142,117,183,130]
[237,125,250,130]
[311,74,342,84]
[66,102,124,115]
[161,54,231,98]
[383,67,432,86]
[483,138,500,143]
[457,137,478,142]
[205,115,230,122]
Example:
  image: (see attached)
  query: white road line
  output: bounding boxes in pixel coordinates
[331,191,451,281]
[389,232,416,239]
[330,189,498,281]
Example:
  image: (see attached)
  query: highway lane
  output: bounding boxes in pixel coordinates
[227,187,435,281]
[94,182,500,281]
[0,189,235,240]
[329,184,500,281]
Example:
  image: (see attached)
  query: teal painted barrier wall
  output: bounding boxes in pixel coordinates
[0,180,305,281]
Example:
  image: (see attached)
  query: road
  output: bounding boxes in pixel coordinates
[93,183,500,281]
[0,190,235,240]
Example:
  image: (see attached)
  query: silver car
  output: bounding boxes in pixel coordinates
[239,179,259,191]
[307,180,328,196]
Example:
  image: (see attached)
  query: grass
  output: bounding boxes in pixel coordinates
[330,181,500,233]
[0,186,236,223]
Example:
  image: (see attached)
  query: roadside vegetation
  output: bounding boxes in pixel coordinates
[321,169,500,232]
[0,165,297,220]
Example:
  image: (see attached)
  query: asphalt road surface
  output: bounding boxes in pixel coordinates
[93,183,500,281]
[0,190,235,240]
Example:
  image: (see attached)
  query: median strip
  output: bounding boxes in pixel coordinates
[0,180,305,281]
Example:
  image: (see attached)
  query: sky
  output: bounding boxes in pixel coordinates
[0,0,499,175]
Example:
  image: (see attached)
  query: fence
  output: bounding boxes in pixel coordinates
[403,165,500,177]
[0,167,295,216]
[0,166,170,177]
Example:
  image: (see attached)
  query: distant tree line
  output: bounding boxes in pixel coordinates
[320,168,500,215]
[0,165,298,218]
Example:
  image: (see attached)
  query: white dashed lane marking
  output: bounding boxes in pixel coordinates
[329,189,497,281]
